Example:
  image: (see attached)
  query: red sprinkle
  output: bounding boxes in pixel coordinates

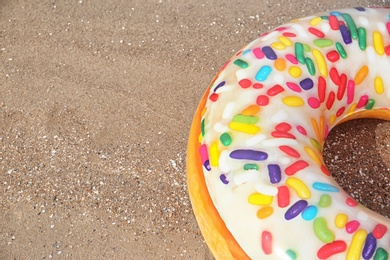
[318,76,326,103]
[285,160,309,176]
[346,197,358,207]
[330,67,340,85]
[261,231,273,255]
[321,165,331,176]
[271,131,296,139]
[267,84,285,96]
[257,95,269,106]
[279,145,300,158]
[336,107,345,117]
[329,15,339,30]
[253,83,264,89]
[326,91,335,110]
[345,220,360,234]
[282,32,296,37]
[326,50,340,62]
[385,45,390,56]
[209,93,219,102]
[239,79,252,88]
[275,122,292,132]
[386,21,390,36]
[308,27,325,38]
[317,240,347,259]
[277,186,290,208]
[337,73,347,100]
[373,224,388,239]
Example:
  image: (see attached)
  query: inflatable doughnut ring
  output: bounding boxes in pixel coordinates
[187,7,390,259]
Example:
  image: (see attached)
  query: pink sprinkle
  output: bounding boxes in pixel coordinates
[386,22,390,36]
[285,54,298,64]
[356,95,368,108]
[308,97,321,108]
[345,220,360,234]
[275,27,287,31]
[347,80,355,104]
[346,197,358,207]
[261,231,273,255]
[286,82,302,92]
[253,48,265,59]
[296,125,307,135]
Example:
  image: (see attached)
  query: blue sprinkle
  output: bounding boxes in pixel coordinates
[312,182,339,192]
[362,233,377,259]
[255,65,272,82]
[302,205,318,221]
[262,46,277,60]
[204,160,211,171]
[220,174,229,184]
[214,81,225,92]
[243,49,251,55]
[340,25,352,44]
[267,164,281,184]
[355,7,365,12]
[230,149,268,161]
[330,11,341,16]
[285,200,308,220]
[299,78,314,90]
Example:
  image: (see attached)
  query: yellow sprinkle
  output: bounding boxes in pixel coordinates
[271,42,285,50]
[257,206,274,219]
[310,16,322,26]
[330,115,337,125]
[241,104,261,116]
[248,193,273,205]
[319,116,325,143]
[373,31,385,55]
[347,103,357,115]
[347,229,367,260]
[304,146,322,165]
[198,133,203,143]
[289,66,302,78]
[201,106,207,116]
[374,76,384,94]
[310,138,322,151]
[311,118,321,143]
[335,213,348,228]
[354,65,369,85]
[229,121,260,134]
[282,96,304,106]
[286,177,311,199]
[312,49,328,77]
[278,35,292,46]
[274,58,286,71]
[209,142,219,167]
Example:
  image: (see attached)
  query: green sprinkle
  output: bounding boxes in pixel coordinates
[335,42,347,59]
[305,57,316,76]
[313,217,335,243]
[374,247,388,260]
[294,42,305,64]
[320,15,329,20]
[341,13,358,39]
[220,132,232,146]
[303,43,311,52]
[233,59,248,68]
[232,114,259,124]
[310,138,322,151]
[319,194,332,207]
[286,249,297,260]
[313,39,334,48]
[358,27,367,50]
[243,163,259,170]
[365,99,375,110]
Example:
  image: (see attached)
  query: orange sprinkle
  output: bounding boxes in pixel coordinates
[241,104,261,116]
[274,58,286,71]
[354,65,369,85]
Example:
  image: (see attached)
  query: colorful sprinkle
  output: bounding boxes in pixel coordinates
[261,231,273,255]
[312,182,339,192]
[286,177,311,199]
[317,240,347,259]
[347,230,367,260]
[314,217,335,243]
[277,186,290,208]
[267,164,282,184]
[256,65,273,81]
[285,200,308,220]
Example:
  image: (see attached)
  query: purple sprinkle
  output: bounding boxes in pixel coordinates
[262,46,277,60]
[267,164,281,184]
[362,233,376,259]
[220,174,229,184]
[299,78,314,90]
[204,160,211,171]
[230,149,268,161]
[214,81,226,92]
[285,200,308,220]
[340,25,352,44]
[355,7,365,11]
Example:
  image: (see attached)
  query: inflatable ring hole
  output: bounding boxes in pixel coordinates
[323,118,390,218]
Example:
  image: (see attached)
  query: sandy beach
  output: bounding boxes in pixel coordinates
[1,0,389,259]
